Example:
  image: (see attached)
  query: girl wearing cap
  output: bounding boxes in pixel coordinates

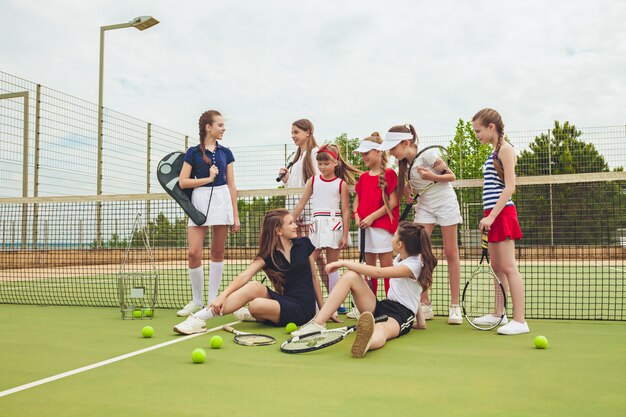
[380,124,463,325]
[292,143,361,313]
[353,133,400,301]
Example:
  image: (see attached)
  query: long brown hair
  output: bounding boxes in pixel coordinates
[198,110,222,164]
[292,119,318,182]
[361,132,393,221]
[316,143,361,185]
[387,124,418,206]
[255,209,290,293]
[397,221,436,291]
[472,108,505,181]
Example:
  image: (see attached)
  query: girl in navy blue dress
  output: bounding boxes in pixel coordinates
[174,209,323,334]
[176,110,241,318]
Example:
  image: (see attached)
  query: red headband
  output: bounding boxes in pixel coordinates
[318,145,338,160]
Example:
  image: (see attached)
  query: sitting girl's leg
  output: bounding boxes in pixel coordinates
[315,271,377,325]
[248,297,281,323]
[369,319,401,351]
[195,281,269,320]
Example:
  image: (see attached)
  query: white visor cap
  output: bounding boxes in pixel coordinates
[378,132,414,151]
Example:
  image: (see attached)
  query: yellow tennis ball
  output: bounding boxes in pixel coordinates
[285,322,297,333]
[141,326,154,338]
[192,348,206,363]
[144,308,153,317]
[210,335,223,349]
[534,335,548,349]
[132,310,142,318]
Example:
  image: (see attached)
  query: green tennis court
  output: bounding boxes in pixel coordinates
[1,304,624,417]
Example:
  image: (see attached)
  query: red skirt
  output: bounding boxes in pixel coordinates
[484,205,522,243]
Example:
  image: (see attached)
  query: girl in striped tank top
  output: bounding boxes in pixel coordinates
[293,144,361,312]
[472,108,529,335]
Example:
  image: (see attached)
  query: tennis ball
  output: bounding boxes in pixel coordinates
[132,310,142,318]
[210,335,223,349]
[141,326,154,338]
[534,335,549,349]
[285,322,297,334]
[191,348,206,363]
[144,308,153,317]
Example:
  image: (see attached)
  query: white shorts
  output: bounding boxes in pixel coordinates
[309,211,350,249]
[413,198,462,227]
[359,227,393,254]
[188,185,234,227]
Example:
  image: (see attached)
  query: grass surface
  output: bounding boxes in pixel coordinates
[1,304,625,417]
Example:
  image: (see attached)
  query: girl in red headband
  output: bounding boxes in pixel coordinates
[293,143,361,317]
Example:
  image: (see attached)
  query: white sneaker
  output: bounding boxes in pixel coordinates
[497,320,530,335]
[448,305,463,325]
[233,307,256,322]
[421,303,434,320]
[473,314,508,326]
[173,314,207,335]
[351,311,375,358]
[291,320,326,337]
[176,301,203,317]
[346,306,360,320]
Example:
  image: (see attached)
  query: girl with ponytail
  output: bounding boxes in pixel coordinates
[352,133,399,299]
[175,110,240,318]
[292,222,436,358]
[472,108,528,335]
[379,124,463,325]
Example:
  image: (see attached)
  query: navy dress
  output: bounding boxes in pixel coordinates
[263,237,317,326]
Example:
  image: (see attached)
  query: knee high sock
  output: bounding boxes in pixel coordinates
[208,261,224,304]
[189,266,204,307]
[195,307,214,320]
[328,270,340,293]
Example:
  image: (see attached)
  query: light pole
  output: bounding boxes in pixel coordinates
[96,15,159,246]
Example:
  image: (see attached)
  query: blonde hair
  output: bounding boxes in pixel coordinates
[316,143,361,185]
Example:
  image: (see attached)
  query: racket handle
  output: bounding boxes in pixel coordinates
[276,161,295,182]
[399,202,414,221]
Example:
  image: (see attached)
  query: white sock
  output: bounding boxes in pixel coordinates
[189,266,204,307]
[194,307,214,320]
[328,270,340,293]
[208,261,224,304]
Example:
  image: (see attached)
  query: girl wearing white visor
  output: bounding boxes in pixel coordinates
[379,125,463,325]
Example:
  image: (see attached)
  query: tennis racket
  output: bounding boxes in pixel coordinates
[280,315,388,353]
[400,145,451,221]
[461,231,507,330]
[222,325,276,346]
[276,151,296,182]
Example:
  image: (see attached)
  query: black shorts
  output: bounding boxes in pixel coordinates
[373,299,415,337]
[264,287,316,327]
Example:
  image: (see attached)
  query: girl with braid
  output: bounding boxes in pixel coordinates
[352,133,399,303]
[471,108,528,335]
[379,124,463,325]
[175,110,240,317]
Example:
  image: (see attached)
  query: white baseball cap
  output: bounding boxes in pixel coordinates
[378,131,414,151]
[352,140,381,154]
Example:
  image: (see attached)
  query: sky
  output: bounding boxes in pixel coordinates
[2,0,626,147]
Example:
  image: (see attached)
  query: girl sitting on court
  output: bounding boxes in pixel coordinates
[352,133,399,301]
[292,143,361,312]
[378,124,463,325]
[292,221,436,358]
[472,108,528,335]
[173,209,324,335]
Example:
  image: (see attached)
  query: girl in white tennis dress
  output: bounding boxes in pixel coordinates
[293,143,360,299]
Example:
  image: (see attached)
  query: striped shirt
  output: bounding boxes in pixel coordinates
[483,152,514,210]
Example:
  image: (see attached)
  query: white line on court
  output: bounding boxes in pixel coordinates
[0,320,240,398]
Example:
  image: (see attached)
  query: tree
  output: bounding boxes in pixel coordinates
[515,121,625,245]
[333,133,366,172]
[447,119,492,180]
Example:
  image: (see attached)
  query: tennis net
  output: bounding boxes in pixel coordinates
[0,173,624,320]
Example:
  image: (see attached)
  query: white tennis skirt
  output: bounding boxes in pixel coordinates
[309,210,351,249]
[360,227,393,253]
[188,185,234,227]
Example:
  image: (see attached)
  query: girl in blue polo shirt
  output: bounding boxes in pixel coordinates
[176,110,240,317]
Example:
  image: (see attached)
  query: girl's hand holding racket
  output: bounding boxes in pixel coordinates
[359,216,373,229]
[277,167,290,183]
[478,216,494,232]
[417,166,436,181]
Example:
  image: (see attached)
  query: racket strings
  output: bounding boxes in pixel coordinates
[281,330,345,352]
[463,270,506,329]
[234,334,276,346]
